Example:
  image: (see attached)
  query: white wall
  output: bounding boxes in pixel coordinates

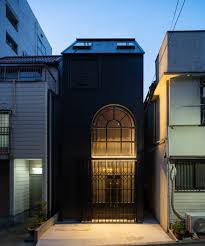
[169,126,205,156]
[170,77,201,125]
[173,193,205,220]
[13,159,30,215]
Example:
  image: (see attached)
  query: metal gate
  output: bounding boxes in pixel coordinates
[81,159,137,222]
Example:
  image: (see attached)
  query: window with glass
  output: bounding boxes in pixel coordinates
[6,4,18,31]
[175,160,205,191]
[92,105,136,157]
[0,112,10,154]
[6,32,18,54]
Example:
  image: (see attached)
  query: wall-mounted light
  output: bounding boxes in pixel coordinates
[31,167,42,174]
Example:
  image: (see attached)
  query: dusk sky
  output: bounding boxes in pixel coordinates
[28,0,205,97]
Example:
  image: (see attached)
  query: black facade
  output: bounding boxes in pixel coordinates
[58,39,144,222]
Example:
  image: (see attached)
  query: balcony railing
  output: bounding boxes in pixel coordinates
[0,66,43,81]
[0,127,10,156]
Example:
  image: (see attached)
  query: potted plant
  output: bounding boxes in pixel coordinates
[172,220,186,240]
[27,201,47,240]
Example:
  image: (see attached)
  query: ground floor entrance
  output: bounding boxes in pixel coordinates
[82,159,137,222]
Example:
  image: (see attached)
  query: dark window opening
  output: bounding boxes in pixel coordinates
[37,37,46,55]
[0,111,10,155]
[175,160,205,191]
[6,32,18,54]
[6,4,18,31]
[201,81,205,125]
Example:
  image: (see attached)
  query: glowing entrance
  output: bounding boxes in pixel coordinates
[90,105,136,222]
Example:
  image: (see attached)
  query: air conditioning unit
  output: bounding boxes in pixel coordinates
[186,212,205,234]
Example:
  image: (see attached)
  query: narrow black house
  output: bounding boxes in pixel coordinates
[59,38,144,222]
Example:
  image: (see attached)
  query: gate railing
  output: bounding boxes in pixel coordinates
[80,159,137,222]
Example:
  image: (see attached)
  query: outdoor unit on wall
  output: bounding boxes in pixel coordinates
[186,212,205,234]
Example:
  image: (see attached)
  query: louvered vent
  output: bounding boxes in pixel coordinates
[70,59,99,88]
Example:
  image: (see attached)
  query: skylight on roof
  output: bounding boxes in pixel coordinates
[117,42,135,49]
[73,42,92,49]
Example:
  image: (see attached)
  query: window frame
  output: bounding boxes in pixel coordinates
[92,105,136,158]
[175,160,205,192]
[6,32,18,54]
[0,110,11,156]
[6,3,18,31]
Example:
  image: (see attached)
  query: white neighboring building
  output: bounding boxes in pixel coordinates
[0,0,52,57]
[145,30,205,231]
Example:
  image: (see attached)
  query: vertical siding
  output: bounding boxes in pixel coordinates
[11,82,47,159]
[13,159,30,215]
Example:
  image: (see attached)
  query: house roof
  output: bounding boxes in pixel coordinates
[62,38,144,54]
[0,56,61,65]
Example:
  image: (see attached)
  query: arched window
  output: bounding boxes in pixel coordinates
[92,105,136,157]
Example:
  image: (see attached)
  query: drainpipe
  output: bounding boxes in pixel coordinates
[12,79,16,114]
[170,165,185,221]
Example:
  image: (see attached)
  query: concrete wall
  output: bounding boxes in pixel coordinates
[156,31,205,82]
[168,31,205,73]
[170,192,205,222]
[145,76,169,231]
[0,0,52,57]
[156,34,168,83]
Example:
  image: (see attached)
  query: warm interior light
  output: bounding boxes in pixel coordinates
[31,167,42,174]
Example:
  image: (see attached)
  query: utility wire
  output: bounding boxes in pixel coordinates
[170,0,179,30]
[150,0,186,85]
[172,0,186,30]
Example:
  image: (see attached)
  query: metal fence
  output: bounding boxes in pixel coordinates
[81,159,137,222]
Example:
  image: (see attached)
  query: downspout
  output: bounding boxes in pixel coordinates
[170,165,185,221]
[12,79,16,114]
[166,79,184,222]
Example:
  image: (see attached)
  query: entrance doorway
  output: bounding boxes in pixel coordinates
[106,175,121,204]
[89,105,136,222]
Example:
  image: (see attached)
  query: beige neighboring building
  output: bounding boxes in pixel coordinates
[145,30,205,231]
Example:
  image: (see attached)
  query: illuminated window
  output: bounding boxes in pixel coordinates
[92,105,136,157]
